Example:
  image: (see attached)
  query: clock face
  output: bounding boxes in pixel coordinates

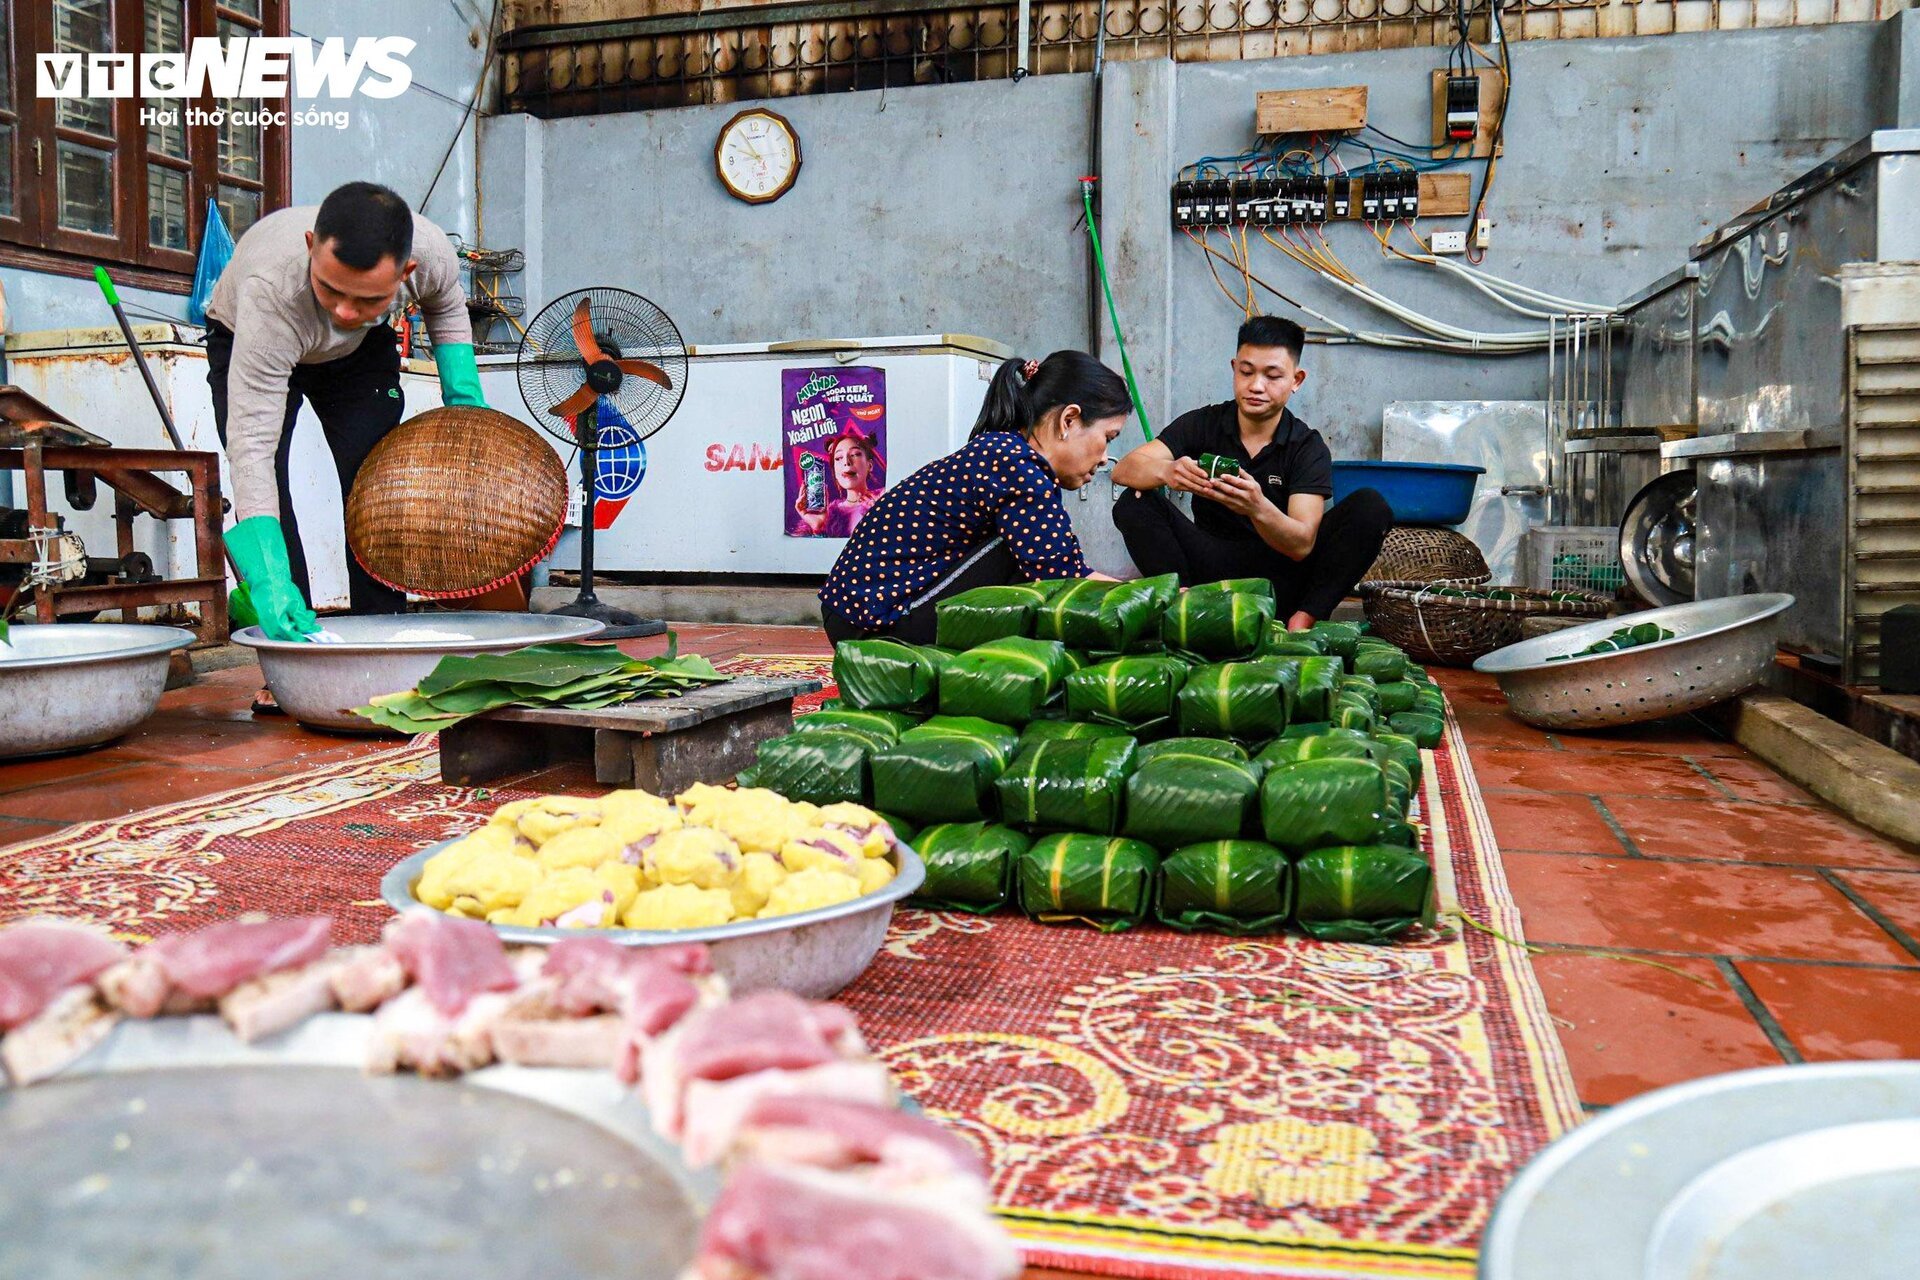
[716,110,800,204]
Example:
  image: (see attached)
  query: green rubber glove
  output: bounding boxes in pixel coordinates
[228,582,259,629]
[435,341,486,408]
[226,516,318,641]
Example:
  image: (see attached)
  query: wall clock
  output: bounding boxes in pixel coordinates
[715,108,801,205]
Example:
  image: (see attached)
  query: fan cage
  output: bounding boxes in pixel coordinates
[516,287,689,445]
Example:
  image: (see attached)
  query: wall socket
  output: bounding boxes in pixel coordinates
[1475,218,1492,250]
[1429,229,1467,255]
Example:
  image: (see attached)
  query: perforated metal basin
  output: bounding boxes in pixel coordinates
[0,623,196,758]
[1472,594,1793,730]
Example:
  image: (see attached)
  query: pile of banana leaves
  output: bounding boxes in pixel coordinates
[355,641,726,734]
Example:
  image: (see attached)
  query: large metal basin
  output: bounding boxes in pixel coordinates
[382,839,927,999]
[0,623,196,759]
[231,612,605,734]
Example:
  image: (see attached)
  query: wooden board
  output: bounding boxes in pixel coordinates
[1326,172,1472,219]
[470,676,820,733]
[1429,68,1505,160]
[1256,85,1367,135]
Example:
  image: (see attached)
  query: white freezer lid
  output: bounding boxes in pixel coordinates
[7,322,445,378]
[474,334,1013,365]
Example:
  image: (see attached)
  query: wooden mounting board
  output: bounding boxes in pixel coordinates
[1256,85,1367,135]
[1429,68,1505,160]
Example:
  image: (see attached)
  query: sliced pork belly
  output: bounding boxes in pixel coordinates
[491,988,625,1070]
[679,1061,897,1169]
[329,944,409,1013]
[383,909,517,1016]
[693,1161,1020,1280]
[98,916,332,1017]
[366,987,515,1078]
[365,912,521,1076]
[730,1096,988,1187]
[643,992,871,1140]
[0,985,121,1087]
[219,957,340,1043]
[0,920,127,1031]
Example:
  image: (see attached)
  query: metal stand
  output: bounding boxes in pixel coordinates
[543,400,665,640]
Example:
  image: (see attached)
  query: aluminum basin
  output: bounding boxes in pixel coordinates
[0,623,195,759]
[382,839,927,999]
[231,612,605,734]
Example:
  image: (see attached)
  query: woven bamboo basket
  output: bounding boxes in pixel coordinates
[1359,580,1614,667]
[346,407,569,600]
[1361,526,1491,585]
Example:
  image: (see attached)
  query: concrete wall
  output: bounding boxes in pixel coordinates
[0,0,491,335]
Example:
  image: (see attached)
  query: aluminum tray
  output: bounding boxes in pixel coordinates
[0,1012,712,1280]
[382,839,926,999]
[0,623,196,759]
[1480,1061,1920,1280]
[231,612,606,733]
[1472,594,1792,730]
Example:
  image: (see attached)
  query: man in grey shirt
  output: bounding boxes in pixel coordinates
[205,181,486,641]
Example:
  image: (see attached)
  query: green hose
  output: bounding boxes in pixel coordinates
[1081,181,1152,441]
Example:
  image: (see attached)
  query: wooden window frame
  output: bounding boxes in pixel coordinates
[0,0,290,294]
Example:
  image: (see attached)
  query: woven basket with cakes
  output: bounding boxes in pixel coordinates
[1359,580,1613,667]
[1362,526,1491,586]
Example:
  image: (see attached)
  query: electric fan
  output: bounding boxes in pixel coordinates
[516,288,688,639]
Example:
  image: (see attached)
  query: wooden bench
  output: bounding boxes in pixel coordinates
[438,675,822,792]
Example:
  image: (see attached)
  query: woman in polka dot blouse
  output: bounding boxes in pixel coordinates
[820,351,1128,644]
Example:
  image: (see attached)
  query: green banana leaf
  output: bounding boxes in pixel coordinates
[1375,681,1421,716]
[1388,711,1446,749]
[1033,574,1180,653]
[1376,819,1421,850]
[1259,757,1396,853]
[1369,732,1423,789]
[1381,757,1414,815]
[1016,834,1159,932]
[736,729,877,805]
[1336,675,1381,712]
[1032,579,1116,647]
[1404,663,1432,685]
[1292,845,1433,944]
[1306,620,1362,661]
[1271,656,1341,722]
[1255,731,1375,769]
[415,642,632,697]
[871,733,1013,824]
[878,811,918,844]
[935,583,1049,650]
[1176,660,1293,740]
[1212,578,1275,599]
[1332,693,1377,733]
[1064,654,1191,728]
[791,709,920,742]
[834,639,943,710]
[994,737,1138,834]
[900,716,1021,764]
[1352,644,1409,683]
[908,821,1031,912]
[1121,755,1261,849]
[1279,720,1333,740]
[1018,719,1136,751]
[357,645,725,732]
[1157,839,1293,935]
[1162,584,1277,660]
[937,636,1071,723]
[1257,624,1329,658]
[1136,737,1248,767]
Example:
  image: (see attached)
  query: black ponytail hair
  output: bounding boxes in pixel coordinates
[968,350,1132,441]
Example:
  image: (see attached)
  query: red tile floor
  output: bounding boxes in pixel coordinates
[5,626,1918,1126]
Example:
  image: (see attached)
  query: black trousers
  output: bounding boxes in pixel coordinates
[821,538,1020,646]
[1112,486,1392,622]
[206,322,407,614]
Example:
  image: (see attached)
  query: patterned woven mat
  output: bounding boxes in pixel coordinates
[0,654,1578,1278]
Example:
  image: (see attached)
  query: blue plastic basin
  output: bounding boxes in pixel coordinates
[1330,460,1486,527]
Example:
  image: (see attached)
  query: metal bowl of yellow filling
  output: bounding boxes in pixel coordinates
[379,794,924,1001]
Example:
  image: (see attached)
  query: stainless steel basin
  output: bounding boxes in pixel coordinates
[0,623,196,759]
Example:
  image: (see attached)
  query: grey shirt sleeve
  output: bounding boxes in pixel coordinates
[224,276,305,523]
[411,221,474,350]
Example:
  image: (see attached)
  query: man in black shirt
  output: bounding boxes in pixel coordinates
[1110,315,1390,630]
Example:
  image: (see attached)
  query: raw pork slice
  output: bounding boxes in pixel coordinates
[366,986,515,1078]
[152,916,332,999]
[491,989,625,1070]
[730,1096,987,1185]
[219,957,340,1043]
[693,1161,1020,1280]
[383,909,517,1016]
[643,992,870,1138]
[678,1061,897,1169]
[0,986,121,1086]
[329,944,409,1013]
[0,920,127,1031]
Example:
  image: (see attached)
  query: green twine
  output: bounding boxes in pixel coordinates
[1081,180,1152,441]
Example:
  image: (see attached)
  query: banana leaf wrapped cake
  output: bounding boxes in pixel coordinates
[1389,711,1445,749]
[1162,584,1277,660]
[995,737,1139,833]
[1017,834,1160,931]
[736,728,885,805]
[909,821,1032,912]
[1034,574,1180,652]
[1136,736,1249,767]
[870,717,1018,823]
[1064,653,1191,729]
[1375,680,1421,716]
[1157,839,1293,935]
[1353,641,1409,683]
[1292,845,1432,943]
[833,639,944,710]
[790,708,920,742]
[934,583,1050,649]
[1256,729,1376,768]
[938,636,1072,723]
[1176,660,1294,740]
[1017,719,1137,750]
[1260,757,1397,853]
[1122,753,1262,849]
[1306,620,1362,661]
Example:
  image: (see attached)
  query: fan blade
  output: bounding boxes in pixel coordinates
[616,358,673,389]
[570,297,606,364]
[549,385,598,419]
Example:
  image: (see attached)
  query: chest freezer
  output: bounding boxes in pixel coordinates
[494,334,1013,578]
